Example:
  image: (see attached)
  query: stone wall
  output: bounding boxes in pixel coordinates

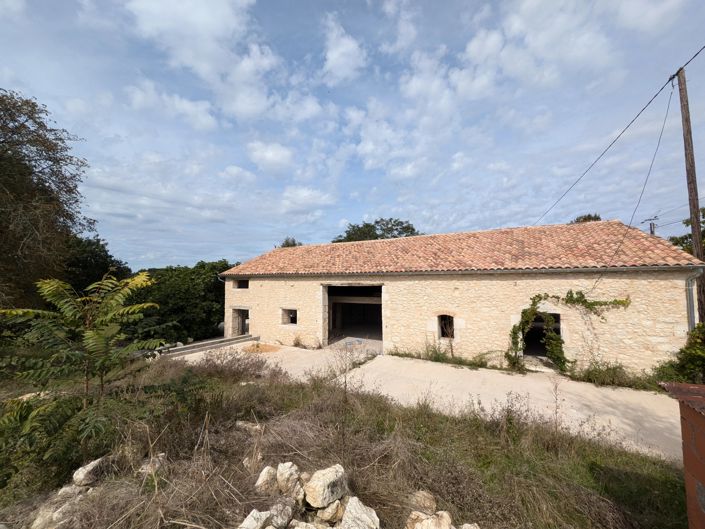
[224,270,695,371]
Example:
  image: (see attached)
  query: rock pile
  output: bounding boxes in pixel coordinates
[246,463,480,529]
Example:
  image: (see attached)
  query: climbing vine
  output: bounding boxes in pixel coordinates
[506,290,630,372]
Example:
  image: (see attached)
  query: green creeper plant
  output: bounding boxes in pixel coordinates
[506,290,630,372]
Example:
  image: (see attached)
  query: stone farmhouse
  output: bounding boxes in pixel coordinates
[221,220,704,371]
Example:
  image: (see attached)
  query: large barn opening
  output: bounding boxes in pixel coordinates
[328,285,382,344]
[523,313,561,356]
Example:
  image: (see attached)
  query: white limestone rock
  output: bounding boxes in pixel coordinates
[288,522,317,529]
[406,511,453,529]
[73,456,109,486]
[270,497,295,529]
[459,524,480,529]
[316,499,342,523]
[239,509,272,529]
[243,450,263,473]
[303,464,347,508]
[138,453,166,476]
[236,420,264,436]
[407,490,436,515]
[338,497,379,529]
[277,462,304,501]
[255,466,279,495]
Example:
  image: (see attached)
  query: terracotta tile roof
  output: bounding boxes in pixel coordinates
[222,220,704,277]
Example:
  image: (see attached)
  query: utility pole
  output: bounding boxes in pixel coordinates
[649,222,656,236]
[677,67,705,323]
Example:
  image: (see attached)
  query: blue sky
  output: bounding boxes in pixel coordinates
[2,0,705,270]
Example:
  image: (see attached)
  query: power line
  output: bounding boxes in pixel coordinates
[657,219,686,229]
[589,87,674,292]
[645,194,705,221]
[533,43,705,226]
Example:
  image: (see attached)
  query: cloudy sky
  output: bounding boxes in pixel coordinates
[2,0,705,269]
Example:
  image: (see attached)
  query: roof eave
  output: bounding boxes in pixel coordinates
[219,263,705,279]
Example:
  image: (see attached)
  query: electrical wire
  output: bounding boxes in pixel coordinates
[588,87,674,292]
[657,219,686,229]
[533,43,705,226]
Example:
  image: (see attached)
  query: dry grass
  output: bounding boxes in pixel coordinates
[242,342,281,354]
[0,355,687,529]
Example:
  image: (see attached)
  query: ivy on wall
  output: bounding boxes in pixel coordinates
[506,290,631,372]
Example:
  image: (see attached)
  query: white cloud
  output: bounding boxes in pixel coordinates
[0,0,24,17]
[271,91,324,122]
[247,141,294,173]
[219,164,257,185]
[125,0,253,81]
[218,43,279,120]
[601,0,685,33]
[380,2,417,55]
[322,14,367,86]
[125,80,217,130]
[125,0,278,121]
[281,185,334,214]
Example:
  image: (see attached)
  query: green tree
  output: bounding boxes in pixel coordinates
[333,218,420,243]
[129,260,234,343]
[668,208,705,255]
[0,273,160,498]
[0,90,92,308]
[63,235,132,292]
[569,213,602,223]
[0,273,160,404]
[279,236,303,247]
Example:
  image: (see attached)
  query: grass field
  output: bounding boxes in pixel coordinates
[0,351,687,529]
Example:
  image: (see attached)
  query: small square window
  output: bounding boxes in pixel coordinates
[236,279,249,289]
[282,309,298,325]
[438,315,454,339]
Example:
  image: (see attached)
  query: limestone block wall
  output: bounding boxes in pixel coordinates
[224,269,695,372]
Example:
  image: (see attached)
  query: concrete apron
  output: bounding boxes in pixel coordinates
[179,342,681,462]
[343,355,682,462]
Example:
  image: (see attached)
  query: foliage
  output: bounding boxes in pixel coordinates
[128,260,233,343]
[1,356,687,528]
[278,236,303,247]
[652,323,705,384]
[0,275,163,502]
[668,207,705,254]
[332,217,420,243]
[569,213,602,223]
[390,343,488,369]
[506,291,630,372]
[0,273,161,402]
[63,235,132,292]
[0,89,93,308]
[570,360,661,391]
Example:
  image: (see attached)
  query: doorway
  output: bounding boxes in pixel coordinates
[523,313,560,356]
[232,309,249,336]
[327,285,382,344]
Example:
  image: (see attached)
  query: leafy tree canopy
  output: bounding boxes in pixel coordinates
[0,90,92,308]
[63,236,132,292]
[279,236,303,248]
[333,218,421,243]
[128,260,234,343]
[668,207,705,255]
[569,213,602,224]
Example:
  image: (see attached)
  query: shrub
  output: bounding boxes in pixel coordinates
[390,343,488,369]
[570,360,659,391]
[653,323,705,384]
